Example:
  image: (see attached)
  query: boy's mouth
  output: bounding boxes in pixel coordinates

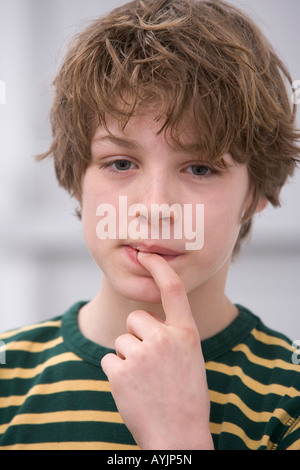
[130,243,183,256]
[124,243,184,264]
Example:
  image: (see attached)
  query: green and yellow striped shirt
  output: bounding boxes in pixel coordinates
[0,302,299,450]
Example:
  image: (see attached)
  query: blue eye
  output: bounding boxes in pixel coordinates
[112,160,133,171]
[99,159,136,173]
[186,165,212,176]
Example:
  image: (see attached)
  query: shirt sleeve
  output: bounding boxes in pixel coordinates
[277,416,300,450]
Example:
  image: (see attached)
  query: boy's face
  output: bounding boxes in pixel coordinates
[80,110,251,305]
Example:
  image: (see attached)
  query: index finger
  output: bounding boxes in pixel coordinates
[137,252,196,330]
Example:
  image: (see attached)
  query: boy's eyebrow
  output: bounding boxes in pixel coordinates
[92,133,212,159]
[92,134,142,151]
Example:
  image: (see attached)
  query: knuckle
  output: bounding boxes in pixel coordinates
[151,326,169,349]
[126,309,143,328]
[182,326,200,348]
[114,333,127,348]
[129,340,143,359]
[114,336,123,354]
[164,278,185,296]
[101,353,119,379]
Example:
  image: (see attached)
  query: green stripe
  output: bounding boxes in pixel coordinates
[1,422,136,446]
[0,302,299,450]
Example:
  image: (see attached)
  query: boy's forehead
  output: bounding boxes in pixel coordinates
[92,111,200,151]
[91,116,234,167]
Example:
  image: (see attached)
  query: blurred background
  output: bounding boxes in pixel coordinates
[0,0,299,339]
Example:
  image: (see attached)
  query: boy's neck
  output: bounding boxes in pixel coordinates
[78,259,238,349]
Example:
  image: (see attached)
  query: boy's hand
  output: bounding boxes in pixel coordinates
[101,252,214,450]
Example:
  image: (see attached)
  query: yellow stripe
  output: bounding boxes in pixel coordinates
[0,441,140,450]
[0,320,61,341]
[1,337,63,353]
[251,328,294,351]
[0,379,111,408]
[0,352,82,379]
[0,409,124,434]
[285,438,300,450]
[210,390,271,422]
[232,343,297,371]
[209,390,291,425]
[206,362,299,398]
[210,421,274,450]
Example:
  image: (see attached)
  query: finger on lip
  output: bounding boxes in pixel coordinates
[137,251,168,267]
[132,246,182,256]
[137,249,177,260]
[137,251,172,282]
[137,251,180,280]
[137,252,195,329]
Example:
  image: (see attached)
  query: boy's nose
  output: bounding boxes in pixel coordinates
[135,172,181,225]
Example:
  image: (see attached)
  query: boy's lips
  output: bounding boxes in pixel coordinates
[123,243,185,265]
[127,243,184,256]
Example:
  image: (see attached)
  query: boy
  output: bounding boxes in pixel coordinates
[0,0,300,450]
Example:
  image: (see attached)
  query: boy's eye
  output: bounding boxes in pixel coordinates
[100,159,137,172]
[185,165,212,177]
[111,160,133,171]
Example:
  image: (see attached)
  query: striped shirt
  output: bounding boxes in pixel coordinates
[0,301,299,450]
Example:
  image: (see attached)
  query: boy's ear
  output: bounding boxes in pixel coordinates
[255,197,268,214]
[72,192,83,220]
[73,191,81,203]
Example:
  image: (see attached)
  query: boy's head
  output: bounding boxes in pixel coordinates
[41,0,300,255]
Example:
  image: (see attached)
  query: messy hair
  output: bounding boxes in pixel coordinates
[39,0,300,254]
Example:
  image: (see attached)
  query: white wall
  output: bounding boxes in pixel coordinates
[0,0,299,340]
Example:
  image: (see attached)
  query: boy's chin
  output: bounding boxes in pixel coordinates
[118,279,163,305]
[124,290,162,305]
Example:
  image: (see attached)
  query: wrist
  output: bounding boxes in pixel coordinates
[141,431,214,450]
